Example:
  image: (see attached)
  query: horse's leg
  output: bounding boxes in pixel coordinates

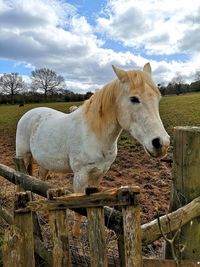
[72,172,88,236]
[23,152,34,175]
[72,170,102,236]
[26,153,34,175]
[38,166,49,181]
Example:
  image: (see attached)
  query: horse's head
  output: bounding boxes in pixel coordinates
[113,63,170,158]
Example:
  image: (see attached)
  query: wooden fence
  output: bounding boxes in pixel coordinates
[2,187,142,267]
[0,126,200,266]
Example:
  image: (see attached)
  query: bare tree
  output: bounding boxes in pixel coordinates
[194,70,200,82]
[31,68,65,101]
[0,73,24,104]
[172,74,185,95]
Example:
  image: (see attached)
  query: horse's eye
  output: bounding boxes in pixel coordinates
[130,96,140,103]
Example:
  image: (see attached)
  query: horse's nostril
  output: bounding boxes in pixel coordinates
[152,138,162,149]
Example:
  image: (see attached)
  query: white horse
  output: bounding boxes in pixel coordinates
[16,63,170,233]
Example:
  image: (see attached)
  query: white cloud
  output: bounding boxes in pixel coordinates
[97,0,200,55]
[0,0,199,92]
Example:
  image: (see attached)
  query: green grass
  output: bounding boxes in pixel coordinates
[1,93,200,145]
[160,93,200,136]
[0,102,81,130]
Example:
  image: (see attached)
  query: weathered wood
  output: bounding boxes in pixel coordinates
[13,187,200,248]
[47,187,71,200]
[0,205,13,224]
[14,192,35,267]
[143,258,200,266]
[4,193,200,262]
[87,207,107,267]
[14,156,27,191]
[166,126,200,260]
[122,204,142,267]
[3,163,200,248]
[34,236,53,266]
[2,225,24,267]
[0,163,122,234]
[49,209,71,267]
[117,235,125,267]
[0,204,52,266]
[28,187,140,211]
[13,158,44,241]
[142,195,200,245]
[14,194,200,248]
[0,163,57,197]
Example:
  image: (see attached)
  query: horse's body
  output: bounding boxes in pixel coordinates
[16,106,117,191]
[16,63,170,195]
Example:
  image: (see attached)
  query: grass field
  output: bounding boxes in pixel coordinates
[0,92,200,144]
[160,93,200,135]
[0,102,81,130]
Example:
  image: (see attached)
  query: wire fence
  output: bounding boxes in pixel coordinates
[38,210,120,267]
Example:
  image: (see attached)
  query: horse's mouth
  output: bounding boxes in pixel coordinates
[144,147,157,158]
[144,146,168,159]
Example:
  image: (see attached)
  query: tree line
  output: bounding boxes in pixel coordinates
[159,71,200,96]
[0,68,93,104]
[0,67,200,104]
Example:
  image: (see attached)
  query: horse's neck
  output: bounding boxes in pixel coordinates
[83,80,122,146]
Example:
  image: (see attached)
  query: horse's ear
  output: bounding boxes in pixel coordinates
[112,65,129,83]
[143,62,152,75]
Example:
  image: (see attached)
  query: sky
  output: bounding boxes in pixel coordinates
[0,0,200,93]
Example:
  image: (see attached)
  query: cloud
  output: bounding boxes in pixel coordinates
[0,0,199,92]
[0,0,148,91]
[97,0,200,55]
[0,0,75,28]
[180,28,200,53]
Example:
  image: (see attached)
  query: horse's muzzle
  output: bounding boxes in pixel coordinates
[145,143,169,158]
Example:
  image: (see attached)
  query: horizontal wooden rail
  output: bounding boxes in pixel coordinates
[0,163,57,197]
[26,187,140,211]
[0,163,122,236]
[142,196,200,245]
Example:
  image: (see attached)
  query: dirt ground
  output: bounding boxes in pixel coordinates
[0,128,172,225]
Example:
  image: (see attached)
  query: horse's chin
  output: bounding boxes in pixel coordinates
[144,146,168,159]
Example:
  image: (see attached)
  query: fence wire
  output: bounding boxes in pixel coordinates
[39,210,120,267]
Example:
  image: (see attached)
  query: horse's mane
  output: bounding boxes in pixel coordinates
[84,79,120,137]
[84,70,159,137]
[127,70,160,95]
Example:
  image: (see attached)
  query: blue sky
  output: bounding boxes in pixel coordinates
[0,0,199,92]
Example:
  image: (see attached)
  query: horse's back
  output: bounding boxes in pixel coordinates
[16,107,65,157]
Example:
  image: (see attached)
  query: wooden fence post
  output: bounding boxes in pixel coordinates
[48,188,71,267]
[87,206,107,267]
[13,191,35,267]
[86,187,107,267]
[117,234,125,267]
[122,195,142,267]
[2,225,24,267]
[14,157,43,241]
[14,156,26,191]
[166,126,200,260]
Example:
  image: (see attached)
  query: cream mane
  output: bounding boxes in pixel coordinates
[84,79,121,137]
[127,70,160,95]
[84,70,160,137]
